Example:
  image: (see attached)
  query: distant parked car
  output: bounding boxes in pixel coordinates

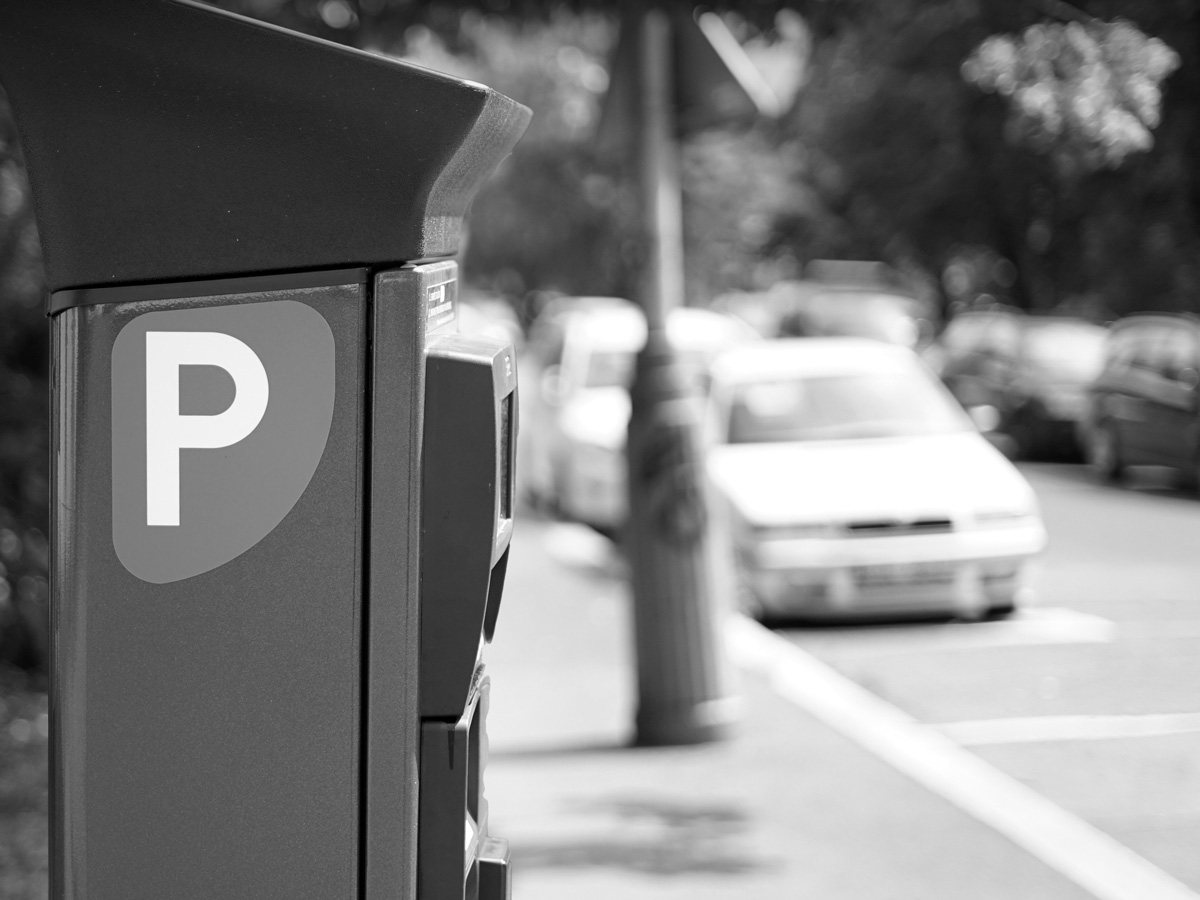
[776,286,930,349]
[713,280,934,348]
[520,297,759,532]
[705,338,1047,621]
[1081,313,1200,488]
[457,292,524,354]
[935,308,1106,459]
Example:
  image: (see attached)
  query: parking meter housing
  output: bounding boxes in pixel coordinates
[421,334,517,719]
[419,333,517,899]
[0,4,530,900]
[0,0,528,293]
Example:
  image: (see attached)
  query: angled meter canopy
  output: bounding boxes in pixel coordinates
[0,0,531,298]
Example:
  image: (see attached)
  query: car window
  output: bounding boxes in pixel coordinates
[940,314,992,354]
[980,315,1020,357]
[1130,325,1171,371]
[1156,327,1198,379]
[584,349,635,388]
[1020,322,1105,380]
[528,320,565,368]
[1105,326,1140,368]
[726,368,970,444]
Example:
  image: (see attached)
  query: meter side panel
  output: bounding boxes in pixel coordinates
[52,284,366,900]
[363,261,455,900]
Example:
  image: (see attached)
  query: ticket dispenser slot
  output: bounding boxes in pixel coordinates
[419,333,517,900]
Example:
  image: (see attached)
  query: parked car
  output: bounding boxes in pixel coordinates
[457,292,524,354]
[705,338,1047,621]
[776,286,931,349]
[713,279,935,349]
[1081,313,1200,487]
[520,297,759,532]
[934,308,1106,459]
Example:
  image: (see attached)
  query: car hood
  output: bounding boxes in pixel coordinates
[708,431,1037,528]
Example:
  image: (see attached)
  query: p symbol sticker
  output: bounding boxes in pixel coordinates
[112,301,335,584]
[145,332,269,527]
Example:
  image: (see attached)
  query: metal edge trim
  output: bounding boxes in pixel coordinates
[47,266,374,315]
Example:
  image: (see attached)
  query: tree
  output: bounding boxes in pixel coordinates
[964,17,1179,171]
[772,0,1196,317]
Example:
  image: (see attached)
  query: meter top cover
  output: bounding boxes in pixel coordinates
[0,0,531,298]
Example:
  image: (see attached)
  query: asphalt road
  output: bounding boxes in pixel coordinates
[778,462,1200,891]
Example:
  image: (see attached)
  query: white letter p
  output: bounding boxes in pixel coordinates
[146,332,270,527]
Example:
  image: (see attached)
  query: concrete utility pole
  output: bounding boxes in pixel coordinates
[624,7,738,746]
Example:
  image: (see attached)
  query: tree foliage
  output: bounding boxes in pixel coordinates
[964,18,1179,171]
[0,91,48,672]
[772,0,1196,317]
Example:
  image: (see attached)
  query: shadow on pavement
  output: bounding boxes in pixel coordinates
[489,739,632,760]
[510,795,775,876]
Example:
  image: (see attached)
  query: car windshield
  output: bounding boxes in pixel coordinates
[585,349,636,388]
[727,368,969,443]
[1021,322,1105,380]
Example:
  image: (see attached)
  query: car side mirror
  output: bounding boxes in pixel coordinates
[1178,367,1200,390]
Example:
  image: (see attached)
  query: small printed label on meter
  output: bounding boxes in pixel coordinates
[426,281,456,333]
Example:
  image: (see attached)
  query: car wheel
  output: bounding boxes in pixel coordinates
[1087,421,1124,483]
[1184,453,1200,496]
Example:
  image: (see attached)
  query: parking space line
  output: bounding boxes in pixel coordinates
[935,713,1200,746]
[727,615,1200,900]
[786,607,1116,659]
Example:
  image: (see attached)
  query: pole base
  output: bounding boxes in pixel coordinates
[634,696,739,747]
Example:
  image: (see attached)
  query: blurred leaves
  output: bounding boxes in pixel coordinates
[964,18,1180,171]
[0,89,48,674]
[774,0,1197,315]
[0,669,49,899]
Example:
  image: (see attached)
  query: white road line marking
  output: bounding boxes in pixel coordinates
[936,713,1200,746]
[1001,606,1118,642]
[1121,620,1200,640]
[726,615,1200,900]
[790,607,1116,657]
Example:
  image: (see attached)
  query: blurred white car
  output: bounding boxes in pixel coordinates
[521,297,759,532]
[706,338,1047,620]
[457,293,524,354]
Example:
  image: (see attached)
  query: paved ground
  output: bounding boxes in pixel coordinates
[482,516,1104,900]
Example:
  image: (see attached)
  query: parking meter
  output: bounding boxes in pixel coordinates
[0,3,529,900]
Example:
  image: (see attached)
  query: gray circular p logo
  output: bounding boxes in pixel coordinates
[111,300,336,584]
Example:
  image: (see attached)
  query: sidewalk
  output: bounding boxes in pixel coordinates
[482,516,1092,900]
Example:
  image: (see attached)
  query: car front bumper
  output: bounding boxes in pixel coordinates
[739,523,1047,619]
